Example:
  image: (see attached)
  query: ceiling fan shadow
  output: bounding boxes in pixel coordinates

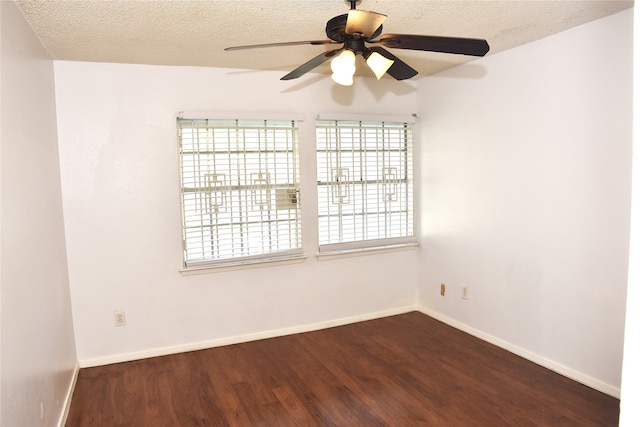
[330,82,356,106]
[327,77,417,106]
[361,77,417,101]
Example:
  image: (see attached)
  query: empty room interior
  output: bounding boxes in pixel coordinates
[1,0,639,425]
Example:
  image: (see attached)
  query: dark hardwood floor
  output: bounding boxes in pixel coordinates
[66,312,619,426]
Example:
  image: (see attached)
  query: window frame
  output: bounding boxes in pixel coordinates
[177,115,304,272]
[315,115,417,256]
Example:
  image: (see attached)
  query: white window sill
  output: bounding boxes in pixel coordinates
[316,241,419,261]
[179,254,307,275]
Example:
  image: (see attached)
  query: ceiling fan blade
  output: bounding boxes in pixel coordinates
[377,34,490,57]
[345,10,387,37]
[225,40,337,51]
[281,48,343,80]
[368,47,417,80]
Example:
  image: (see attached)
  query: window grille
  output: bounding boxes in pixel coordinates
[177,118,302,267]
[316,119,414,252]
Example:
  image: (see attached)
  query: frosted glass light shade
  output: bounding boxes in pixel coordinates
[366,52,394,80]
[331,50,356,86]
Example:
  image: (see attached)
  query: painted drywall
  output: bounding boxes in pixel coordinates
[417,9,632,396]
[51,6,632,403]
[619,4,640,424]
[0,2,78,426]
[53,61,420,364]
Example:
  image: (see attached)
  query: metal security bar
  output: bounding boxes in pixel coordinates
[178,118,302,266]
[316,119,414,250]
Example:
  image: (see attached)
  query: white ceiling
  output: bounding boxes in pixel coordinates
[15,0,634,80]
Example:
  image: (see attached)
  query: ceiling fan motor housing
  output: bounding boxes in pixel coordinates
[326,14,383,45]
[326,14,348,42]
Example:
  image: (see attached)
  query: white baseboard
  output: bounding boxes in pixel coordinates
[58,362,79,427]
[77,304,619,399]
[79,305,418,368]
[417,306,621,398]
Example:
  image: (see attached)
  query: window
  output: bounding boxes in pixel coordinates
[177,118,302,268]
[316,119,415,253]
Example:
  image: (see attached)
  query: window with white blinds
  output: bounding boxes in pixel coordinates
[177,118,302,268]
[316,119,415,253]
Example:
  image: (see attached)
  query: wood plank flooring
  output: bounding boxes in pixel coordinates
[66,312,619,426]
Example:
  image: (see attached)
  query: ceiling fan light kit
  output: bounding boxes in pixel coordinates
[365,51,395,80]
[330,49,356,86]
[224,0,490,85]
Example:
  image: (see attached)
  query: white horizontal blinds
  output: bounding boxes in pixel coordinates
[178,118,302,266]
[316,119,414,250]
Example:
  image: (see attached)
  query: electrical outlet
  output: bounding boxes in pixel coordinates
[440,283,446,296]
[114,310,127,327]
[462,286,469,300]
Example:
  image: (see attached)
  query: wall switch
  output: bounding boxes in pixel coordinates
[114,310,126,327]
[440,283,446,296]
[462,286,469,300]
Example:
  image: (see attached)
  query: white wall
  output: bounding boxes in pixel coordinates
[52,6,632,404]
[417,9,632,397]
[53,62,420,365]
[619,4,640,425]
[0,2,78,426]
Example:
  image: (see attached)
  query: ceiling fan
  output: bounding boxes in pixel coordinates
[225,0,490,85]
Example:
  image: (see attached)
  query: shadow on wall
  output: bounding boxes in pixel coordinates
[278,62,485,102]
[276,71,417,103]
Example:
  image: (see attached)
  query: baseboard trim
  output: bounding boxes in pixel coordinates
[77,305,618,399]
[79,305,418,368]
[417,307,621,398]
[57,362,79,427]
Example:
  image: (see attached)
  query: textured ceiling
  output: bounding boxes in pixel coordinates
[15,0,634,80]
